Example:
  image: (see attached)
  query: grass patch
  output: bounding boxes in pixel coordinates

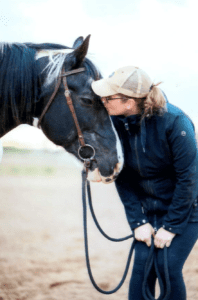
[0,165,56,177]
[3,147,33,154]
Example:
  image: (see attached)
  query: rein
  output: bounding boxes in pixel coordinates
[82,170,171,299]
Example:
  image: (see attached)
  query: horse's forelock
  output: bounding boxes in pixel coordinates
[37,50,73,86]
[37,49,100,87]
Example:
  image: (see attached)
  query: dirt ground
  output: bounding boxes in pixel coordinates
[0,148,197,300]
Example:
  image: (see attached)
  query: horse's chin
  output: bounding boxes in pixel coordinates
[87,163,122,184]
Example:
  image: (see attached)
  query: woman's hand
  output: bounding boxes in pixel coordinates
[154,227,176,248]
[134,223,155,247]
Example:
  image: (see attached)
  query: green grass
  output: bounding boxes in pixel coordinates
[3,147,33,154]
[0,164,56,177]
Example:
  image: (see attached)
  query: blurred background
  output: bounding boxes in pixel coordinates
[0,1,198,299]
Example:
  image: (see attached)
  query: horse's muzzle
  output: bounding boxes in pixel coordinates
[87,163,122,184]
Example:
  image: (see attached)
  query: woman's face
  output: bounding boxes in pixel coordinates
[102,94,140,116]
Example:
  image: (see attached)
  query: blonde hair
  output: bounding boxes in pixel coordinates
[142,82,166,119]
[120,82,166,120]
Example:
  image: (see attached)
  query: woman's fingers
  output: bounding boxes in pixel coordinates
[137,236,151,247]
[135,226,175,248]
[166,241,171,247]
[154,227,176,248]
[145,237,151,247]
[154,237,170,248]
[134,223,155,247]
[155,240,171,248]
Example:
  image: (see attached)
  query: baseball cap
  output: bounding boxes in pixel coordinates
[91,66,153,98]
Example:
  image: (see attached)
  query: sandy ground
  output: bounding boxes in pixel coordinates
[0,149,197,300]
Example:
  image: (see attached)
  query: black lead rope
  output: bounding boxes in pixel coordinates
[82,170,135,294]
[81,170,171,298]
[142,239,171,300]
[86,179,133,242]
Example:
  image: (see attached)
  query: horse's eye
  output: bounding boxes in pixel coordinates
[81,97,94,106]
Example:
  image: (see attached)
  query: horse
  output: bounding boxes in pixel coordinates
[0,35,123,183]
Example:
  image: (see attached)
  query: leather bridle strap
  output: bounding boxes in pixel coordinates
[62,67,86,147]
[37,75,62,129]
[60,67,85,78]
[37,67,85,132]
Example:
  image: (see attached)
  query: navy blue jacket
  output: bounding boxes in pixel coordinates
[111,100,198,235]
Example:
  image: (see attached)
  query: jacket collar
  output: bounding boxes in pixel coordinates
[117,114,146,153]
[117,114,141,126]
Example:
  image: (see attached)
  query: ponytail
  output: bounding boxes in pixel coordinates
[138,82,166,120]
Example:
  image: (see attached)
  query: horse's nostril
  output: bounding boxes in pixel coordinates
[113,174,118,180]
[105,178,112,182]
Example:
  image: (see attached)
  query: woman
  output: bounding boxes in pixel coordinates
[91,66,198,300]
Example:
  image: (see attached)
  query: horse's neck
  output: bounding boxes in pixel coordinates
[0,123,23,139]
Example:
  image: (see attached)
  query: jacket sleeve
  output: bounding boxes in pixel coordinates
[162,114,198,234]
[115,166,149,231]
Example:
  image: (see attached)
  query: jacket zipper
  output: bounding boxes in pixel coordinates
[124,122,131,135]
[147,179,154,195]
[135,134,142,176]
[125,123,141,175]
[154,200,157,233]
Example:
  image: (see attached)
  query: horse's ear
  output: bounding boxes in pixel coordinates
[73,36,84,49]
[65,35,91,69]
[73,35,90,64]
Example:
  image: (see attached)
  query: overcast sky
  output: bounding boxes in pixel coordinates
[0,0,197,131]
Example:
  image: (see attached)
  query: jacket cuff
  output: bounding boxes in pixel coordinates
[162,205,194,235]
[162,224,182,235]
[130,218,149,230]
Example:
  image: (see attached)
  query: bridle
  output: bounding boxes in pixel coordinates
[37,66,96,169]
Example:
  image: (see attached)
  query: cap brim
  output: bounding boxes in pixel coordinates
[91,78,117,97]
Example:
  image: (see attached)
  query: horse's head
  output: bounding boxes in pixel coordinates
[35,36,123,183]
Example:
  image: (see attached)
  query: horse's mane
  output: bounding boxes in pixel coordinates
[26,43,69,50]
[0,42,101,130]
[0,42,39,128]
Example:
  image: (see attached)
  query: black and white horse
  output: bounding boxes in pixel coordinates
[0,36,123,182]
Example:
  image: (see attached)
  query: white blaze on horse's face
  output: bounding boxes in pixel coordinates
[110,117,124,168]
[87,118,124,184]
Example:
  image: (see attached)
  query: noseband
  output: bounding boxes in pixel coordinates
[38,67,95,168]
